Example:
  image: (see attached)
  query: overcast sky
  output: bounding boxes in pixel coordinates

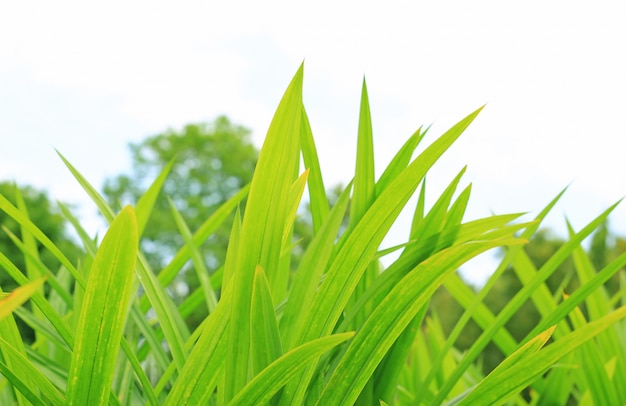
[1,1,625,284]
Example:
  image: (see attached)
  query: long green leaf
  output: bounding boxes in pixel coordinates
[250,265,283,376]
[169,197,218,313]
[300,106,329,233]
[432,201,620,404]
[281,107,484,404]
[224,63,303,401]
[0,278,47,321]
[317,239,522,405]
[458,305,626,405]
[66,206,138,406]
[228,332,355,406]
[0,336,65,406]
[280,182,352,349]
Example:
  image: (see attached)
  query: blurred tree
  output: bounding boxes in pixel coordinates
[103,116,258,276]
[0,181,83,340]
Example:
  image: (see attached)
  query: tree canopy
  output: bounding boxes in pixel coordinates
[103,116,258,274]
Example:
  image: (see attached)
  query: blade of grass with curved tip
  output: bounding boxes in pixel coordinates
[300,106,329,233]
[0,278,47,320]
[523,251,626,344]
[228,332,355,406]
[414,188,568,401]
[458,305,626,405]
[66,206,138,406]
[431,201,621,405]
[316,239,523,406]
[223,64,303,402]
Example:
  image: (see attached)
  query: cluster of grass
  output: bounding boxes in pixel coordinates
[1,64,626,405]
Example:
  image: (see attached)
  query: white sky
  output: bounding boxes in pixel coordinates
[1,1,625,284]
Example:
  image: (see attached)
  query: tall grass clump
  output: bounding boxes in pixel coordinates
[1,64,626,405]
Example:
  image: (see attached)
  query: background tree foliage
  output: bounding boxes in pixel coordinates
[103,116,257,274]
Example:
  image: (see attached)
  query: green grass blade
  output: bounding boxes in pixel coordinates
[0,194,84,288]
[169,197,218,313]
[2,228,73,307]
[56,151,116,223]
[300,106,484,342]
[415,189,567,399]
[280,183,352,350]
[57,201,98,257]
[374,303,428,402]
[350,77,375,227]
[338,217,526,334]
[13,185,44,288]
[224,63,303,401]
[431,201,620,404]
[444,183,471,228]
[0,336,65,406]
[250,265,283,376]
[0,282,42,406]
[0,252,75,347]
[66,206,138,406]
[163,295,231,406]
[317,239,522,405]
[569,306,619,405]
[281,108,485,404]
[458,305,626,405]
[300,106,329,233]
[155,184,249,295]
[0,360,47,406]
[375,127,424,197]
[228,332,355,406]
[135,252,190,371]
[135,159,174,237]
[0,278,46,321]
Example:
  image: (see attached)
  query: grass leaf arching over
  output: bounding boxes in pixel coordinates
[1,63,625,406]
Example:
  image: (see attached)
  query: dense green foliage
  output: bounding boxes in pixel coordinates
[1,66,626,405]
